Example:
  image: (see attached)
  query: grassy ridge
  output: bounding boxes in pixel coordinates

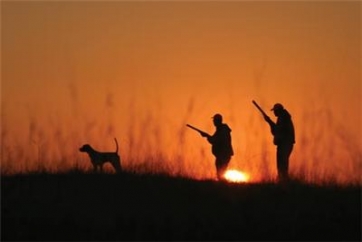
[2,172,361,241]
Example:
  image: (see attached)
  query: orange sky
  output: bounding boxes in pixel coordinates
[2,1,361,183]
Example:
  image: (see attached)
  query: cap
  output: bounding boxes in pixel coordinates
[271,103,284,111]
[212,113,223,121]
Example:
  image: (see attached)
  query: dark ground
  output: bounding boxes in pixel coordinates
[1,172,361,241]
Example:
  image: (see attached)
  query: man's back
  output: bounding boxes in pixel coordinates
[207,123,234,157]
[274,110,295,145]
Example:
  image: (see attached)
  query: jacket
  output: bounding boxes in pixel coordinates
[207,123,234,157]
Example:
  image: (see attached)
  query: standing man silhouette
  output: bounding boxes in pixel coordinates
[201,114,234,181]
[264,103,295,182]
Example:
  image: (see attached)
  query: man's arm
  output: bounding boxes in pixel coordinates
[265,116,277,135]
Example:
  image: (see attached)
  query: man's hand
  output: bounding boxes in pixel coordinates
[264,115,272,123]
[200,131,209,138]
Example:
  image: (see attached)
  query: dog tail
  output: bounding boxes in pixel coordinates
[114,138,119,153]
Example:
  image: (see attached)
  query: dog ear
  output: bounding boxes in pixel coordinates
[79,144,90,151]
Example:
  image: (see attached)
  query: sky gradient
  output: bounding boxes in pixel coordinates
[2,1,361,183]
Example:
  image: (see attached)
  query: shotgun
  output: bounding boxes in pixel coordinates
[186,124,209,137]
[252,100,275,137]
[252,100,269,118]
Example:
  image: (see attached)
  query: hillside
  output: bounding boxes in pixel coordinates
[2,172,361,241]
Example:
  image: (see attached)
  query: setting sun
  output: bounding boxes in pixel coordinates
[224,170,250,183]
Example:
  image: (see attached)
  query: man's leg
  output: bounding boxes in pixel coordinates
[215,156,231,181]
[277,144,293,182]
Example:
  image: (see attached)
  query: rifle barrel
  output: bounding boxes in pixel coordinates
[252,100,267,117]
[186,124,206,134]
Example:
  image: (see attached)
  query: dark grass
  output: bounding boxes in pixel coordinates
[1,171,361,241]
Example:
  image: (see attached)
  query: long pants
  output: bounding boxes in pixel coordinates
[276,144,294,182]
[215,156,231,180]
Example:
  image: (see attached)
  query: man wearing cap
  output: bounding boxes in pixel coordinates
[264,103,295,182]
[201,114,234,181]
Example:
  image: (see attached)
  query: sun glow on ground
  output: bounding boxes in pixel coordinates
[224,170,250,183]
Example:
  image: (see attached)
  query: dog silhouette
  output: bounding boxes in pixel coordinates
[79,138,121,173]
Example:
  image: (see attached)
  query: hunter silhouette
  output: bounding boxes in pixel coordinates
[264,103,295,182]
[199,114,234,180]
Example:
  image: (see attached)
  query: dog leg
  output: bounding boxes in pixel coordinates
[112,163,121,173]
[111,158,122,173]
[93,164,98,173]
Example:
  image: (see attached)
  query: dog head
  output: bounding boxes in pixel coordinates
[79,144,93,153]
